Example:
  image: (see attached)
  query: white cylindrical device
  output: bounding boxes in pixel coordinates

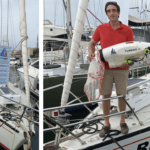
[99,41,150,68]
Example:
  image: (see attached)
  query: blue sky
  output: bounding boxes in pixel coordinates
[0,0,39,50]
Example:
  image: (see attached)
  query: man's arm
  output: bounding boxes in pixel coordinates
[88,39,97,62]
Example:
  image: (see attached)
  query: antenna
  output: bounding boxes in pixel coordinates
[37,35,38,49]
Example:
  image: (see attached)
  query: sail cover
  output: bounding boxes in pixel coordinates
[0,46,11,85]
[129,15,150,26]
[61,0,89,106]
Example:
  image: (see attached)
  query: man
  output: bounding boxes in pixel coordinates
[88,2,134,137]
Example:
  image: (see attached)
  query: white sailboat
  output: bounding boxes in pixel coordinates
[43,20,91,51]
[44,74,150,149]
[10,57,20,66]
[17,59,39,93]
[0,81,37,150]
[0,0,39,149]
[44,0,150,149]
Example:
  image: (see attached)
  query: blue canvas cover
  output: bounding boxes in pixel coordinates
[0,46,11,85]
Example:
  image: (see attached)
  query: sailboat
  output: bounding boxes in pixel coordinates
[44,73,150,149]
[0,74,37,150]
[44,0,150,149]
[43,20,91,51]
[0,0,39,149]
[43,0,150,110]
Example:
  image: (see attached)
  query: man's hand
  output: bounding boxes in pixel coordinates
[120,63,130,68]
[88,52,95,62]
[88,39,97,62]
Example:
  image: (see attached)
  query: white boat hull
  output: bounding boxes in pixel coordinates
[58,105,150,150]
[81,125,150,150]
[0,119,27,150]
[0,82,35,149]
[45,74,150,150]
[17,66,38,90]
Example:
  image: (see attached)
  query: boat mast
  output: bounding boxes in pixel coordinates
[63,0,73,58]
[0,0,2,45]
[19,0,30,107]
[37,35,38,49]
[61,0,89,106]
[7,0,9,46]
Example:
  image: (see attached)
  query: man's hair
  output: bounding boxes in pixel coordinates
[105,1,120,14]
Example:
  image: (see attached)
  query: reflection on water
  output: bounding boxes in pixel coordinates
[9,65,39,150]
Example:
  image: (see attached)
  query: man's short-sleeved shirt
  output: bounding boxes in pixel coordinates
[92,21,134,70]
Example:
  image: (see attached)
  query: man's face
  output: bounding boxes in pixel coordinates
[106,5,120,21]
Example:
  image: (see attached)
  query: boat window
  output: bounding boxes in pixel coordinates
[81,33,91,41]
[43,41,66,51]
[55,34,68,39]
[43,64,61,69]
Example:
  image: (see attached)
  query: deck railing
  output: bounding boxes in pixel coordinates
[0,94,39,124]
[43,95,138,145]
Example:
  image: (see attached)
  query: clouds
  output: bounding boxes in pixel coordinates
[0,0,39,50]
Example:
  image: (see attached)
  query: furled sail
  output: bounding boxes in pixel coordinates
[19,0,30,107]
[61,0,89,106]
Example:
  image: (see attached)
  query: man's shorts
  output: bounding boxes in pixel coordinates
[101,69,129,96]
